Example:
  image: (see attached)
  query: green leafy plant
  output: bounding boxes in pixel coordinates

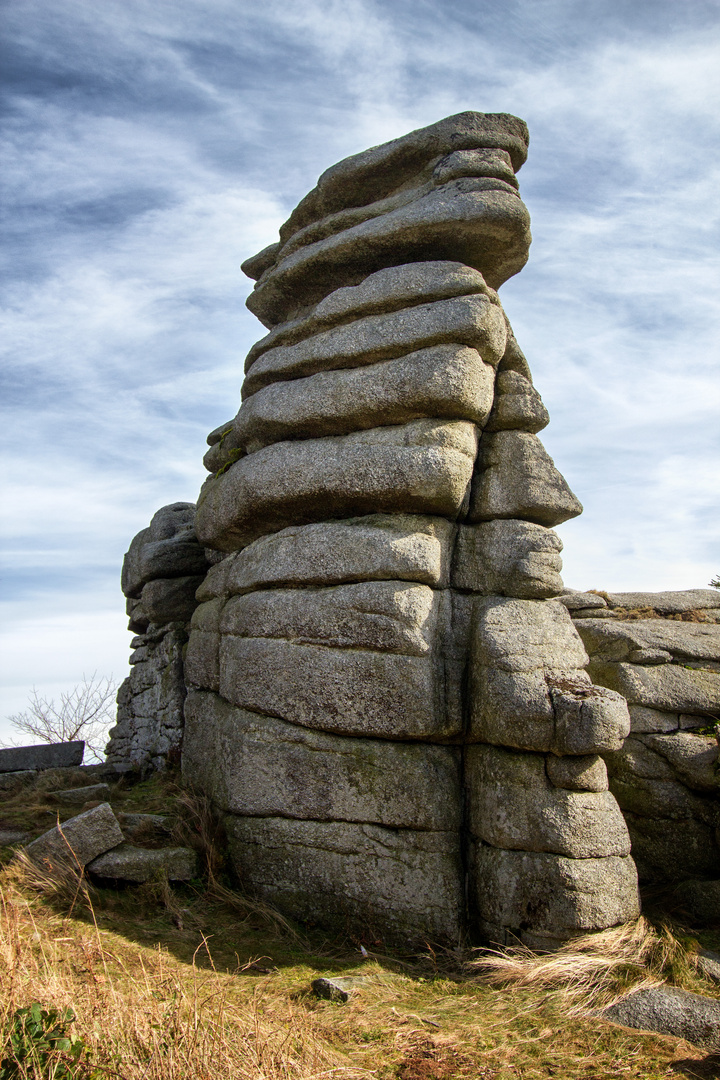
[0,1004,88,1079]
[710,574,720,590]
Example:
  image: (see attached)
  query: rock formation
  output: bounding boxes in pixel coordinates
[106,503,210,770]
[560,589,720,900]
[177,112,640,947]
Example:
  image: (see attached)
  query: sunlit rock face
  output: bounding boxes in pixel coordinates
[184,113,640,947]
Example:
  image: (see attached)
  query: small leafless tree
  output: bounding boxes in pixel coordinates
[4,674,118,763]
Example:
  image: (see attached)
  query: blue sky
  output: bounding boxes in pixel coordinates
[2,0,719,737]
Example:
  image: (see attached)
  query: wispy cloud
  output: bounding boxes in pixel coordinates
[2,0,719,732]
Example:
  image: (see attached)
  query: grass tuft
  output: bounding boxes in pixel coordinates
[467,917,710,1015]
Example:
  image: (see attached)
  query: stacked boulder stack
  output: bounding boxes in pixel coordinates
[106,503,210,770]
[181,112,640,946]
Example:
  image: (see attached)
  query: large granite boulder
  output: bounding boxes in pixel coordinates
[179,112,640,946]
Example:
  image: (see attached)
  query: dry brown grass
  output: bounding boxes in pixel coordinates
[3,769,720,1077]
[2,857,719,1079]
[466,917,691,1014]
[0,859,363,1079]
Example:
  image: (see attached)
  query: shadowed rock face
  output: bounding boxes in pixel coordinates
[183,113,639,946]
[107,503,210,771]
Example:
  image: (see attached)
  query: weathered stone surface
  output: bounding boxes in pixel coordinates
[274,112,528,247]
[244,261,494,367]
[484,370,549,433]
[25,803,123,870]
[576,618,720,664]
[698,949,720,981]
[195,419,478,552]
[139,575,205,626]
[106,626,188,770]
[218,636,455,740]
[471,598,588,672]
[623,813,720,882]
[628,705,680,733]
[194,555,234,600]
[559,591,607,610]
[109,498,208,770]
[224,814,463,944]
[469,431,583,527]
[472,667,629,754]
[452,520,564,599]
[220,581,440,655]
[609,772,717,827]
[243,294,507,396]
[0,741,84,773]
[601,987,720,1050]
[641,732,718,793]
[604,736,714,797]
[551,683,631,756]
[183,690,461,830]
[51,783,111,806]
[545,754,608,792]
[184,629,220,692]
[88,844,198,882]
[312,976,372,1002]
[571,607,620,620]
[117,813,172,842]
[219,515,454,594]
[433,147,518,187]
[0,829,30,846]
[248,181,530,328]
[245,113,530,325]
[0,770,37,791]
[118,111,651,947]
[588,661,720,715]
[465,745,629,857]
[470,844,639,943]
[121,503,207,599]
[312,259,490,323]
[603,590,720,614]
[189,597,224,632]
[469,599,630,753]
[234,345,495,452]
[674,880,720,924]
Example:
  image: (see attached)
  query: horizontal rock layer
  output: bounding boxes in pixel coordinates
[195,419,478,552]
[183,690,461,830]
[244,114,531,325]
[224,814,463,945]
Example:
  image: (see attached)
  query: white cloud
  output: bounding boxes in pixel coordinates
[2,0,719,724]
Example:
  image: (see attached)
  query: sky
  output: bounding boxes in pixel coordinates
[1,0,719,740]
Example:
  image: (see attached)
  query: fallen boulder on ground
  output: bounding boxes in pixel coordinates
[51,783,111,806]
[312,976,373,1002]
[697,950,720,983]
[117,813,172,841]
[87,843,198,882]
[0,741,84,773]
[0,828,30,846]
[25,802,123,871]
[601,986,720,1050]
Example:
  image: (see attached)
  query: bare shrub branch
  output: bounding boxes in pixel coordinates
[4,674,118,763]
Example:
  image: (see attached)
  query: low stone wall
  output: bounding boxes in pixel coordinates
[560,589,720,891]
[105,503,211,771]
